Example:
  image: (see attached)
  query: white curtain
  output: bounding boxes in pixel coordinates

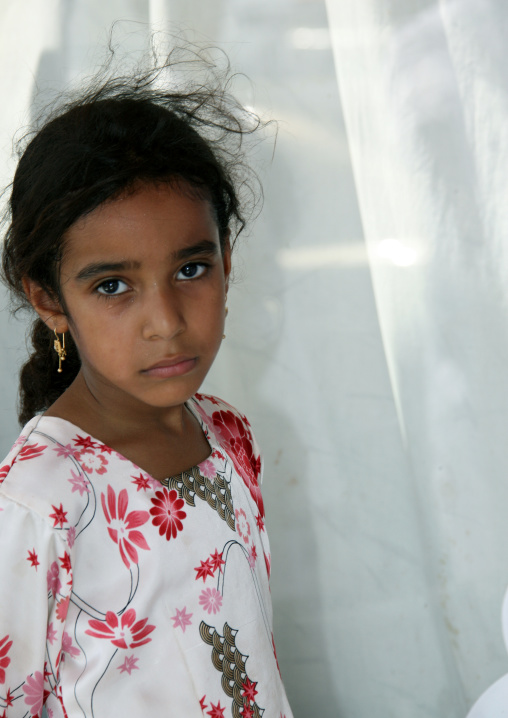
[1,0,508,716]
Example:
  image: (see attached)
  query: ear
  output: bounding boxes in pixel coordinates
[22,278,68,333]
[222,232,232,295]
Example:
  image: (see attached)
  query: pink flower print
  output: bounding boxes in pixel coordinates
[68,469,90,496]
[86,609,155,649]
[199,588,223,615]
[61,632,80,659]
[0,635,12,684]
[23,671,45,716]
[209,408,264,517]
[67,526,76,548]
[47,623,57,645]
[18,443,46,461]
[171,607,193,632]
[47,562,61,597]
[118,655,139,675]
[56,597,70,622]
[52,444,75,459]
[13,434,27,447]
[198,458,216,480]
[235,508,251,544]
[101,485,150,569]
[247,544,257,569]
[77,450,108,475]
[149,488,186,541]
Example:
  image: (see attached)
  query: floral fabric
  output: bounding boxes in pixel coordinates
[0,394,293,718]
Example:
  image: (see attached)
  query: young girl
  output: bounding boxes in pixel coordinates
[0,53,293,718]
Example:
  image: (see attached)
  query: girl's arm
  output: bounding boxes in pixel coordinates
[0,495,71,716]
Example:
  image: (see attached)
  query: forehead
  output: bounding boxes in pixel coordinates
[62,183,219,267]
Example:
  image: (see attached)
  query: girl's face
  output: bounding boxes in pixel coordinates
[41,182,230,414]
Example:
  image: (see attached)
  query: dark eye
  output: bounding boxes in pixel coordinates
[177,263,207,280]
[96,279,129,295]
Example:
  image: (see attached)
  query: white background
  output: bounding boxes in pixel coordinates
[2,1,508,716]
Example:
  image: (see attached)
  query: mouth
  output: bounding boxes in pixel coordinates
[141,356,197,378]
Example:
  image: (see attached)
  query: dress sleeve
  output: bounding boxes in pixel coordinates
[0,495,72,717]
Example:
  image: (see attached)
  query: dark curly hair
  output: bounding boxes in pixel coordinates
[2,45,264,425]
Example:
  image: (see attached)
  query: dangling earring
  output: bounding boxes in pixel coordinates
[53,329,66,373]
[223,298,229,340]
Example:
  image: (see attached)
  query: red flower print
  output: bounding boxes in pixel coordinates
[27,549,40,570]
[255,513,265,532]
[0,635,12,684]
[18,443,46,461]
[77,450,108,475]
[73,434,99,451]
[59,552,71,574]
[272,633,281,676]
[23,671,45,716]
[47,562,61,597]
[241,677,258,703]
[207,700,226,717]
[98,443,113,455]
[210,409,264,517]
[56,597,70,622]
[49,503,67,528]
[200,695,207,711]
[235,508,251,544]
[131,472,151,491]
[101,486,150,569]
[241,705,254,718]
[264,552,271,579]
[4,687,14,706]
[86,609,155,649]
[199,588,223,615]
[194,559,214,582]
[209,549,225,574]
[0,463,10,484]
[150,488,186,541]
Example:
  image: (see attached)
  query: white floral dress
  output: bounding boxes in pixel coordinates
[0,393,293,718]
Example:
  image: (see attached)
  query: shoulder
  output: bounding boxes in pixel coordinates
[190,393,265,517]
[0,415,97,528]
[191,393,257,447]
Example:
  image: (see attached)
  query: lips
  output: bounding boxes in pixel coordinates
[141,356,197,378]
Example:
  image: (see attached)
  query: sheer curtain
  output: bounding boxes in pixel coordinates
[1,0,508,716]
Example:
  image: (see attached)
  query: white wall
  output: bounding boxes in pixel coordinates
[2,1,508,716]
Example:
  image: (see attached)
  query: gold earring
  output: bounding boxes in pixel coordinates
[53,329,66,373]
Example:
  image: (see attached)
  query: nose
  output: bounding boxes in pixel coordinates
[141,284,185,341]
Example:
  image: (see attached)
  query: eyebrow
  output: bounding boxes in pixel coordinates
[74,240,220,281]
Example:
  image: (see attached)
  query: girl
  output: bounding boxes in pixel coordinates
[0,51,293,718]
